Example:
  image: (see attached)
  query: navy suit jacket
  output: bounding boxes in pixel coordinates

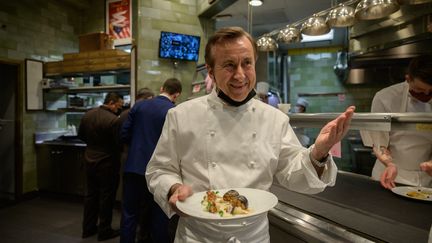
[120,95,175,175]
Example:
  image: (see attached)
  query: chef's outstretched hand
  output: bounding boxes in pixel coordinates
[313,106,355,159]
[168,183,193,216]
[420,161,432,176]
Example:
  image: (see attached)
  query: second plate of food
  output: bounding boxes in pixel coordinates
[176,187,278,221]
[391,186,432,202]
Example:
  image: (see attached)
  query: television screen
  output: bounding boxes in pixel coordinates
[159,31,200,62]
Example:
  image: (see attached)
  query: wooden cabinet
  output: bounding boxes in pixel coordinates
[36,144,86,196]
[44,50,130,76]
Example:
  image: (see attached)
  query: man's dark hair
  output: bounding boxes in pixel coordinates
[408,55,432,85]
[136,87,154,100]
[205,27,257,69]
[103,92,122,105]
[162,78,182,95]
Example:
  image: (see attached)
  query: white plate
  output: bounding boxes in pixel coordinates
[391,186,432,202]
[176,188,278,220]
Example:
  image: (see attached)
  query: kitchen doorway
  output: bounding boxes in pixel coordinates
[0,60,20,207]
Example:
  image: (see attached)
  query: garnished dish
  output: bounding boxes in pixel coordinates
[176,188,278,221]
[201,189,251,217]
[406,189,431,200]
[391,186,432,202]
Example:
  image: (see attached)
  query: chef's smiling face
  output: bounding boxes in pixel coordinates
[208,36,256,102]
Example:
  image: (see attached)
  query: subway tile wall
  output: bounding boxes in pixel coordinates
[288,48,388,172]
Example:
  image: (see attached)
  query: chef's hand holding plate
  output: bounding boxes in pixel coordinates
[313,106,355,160]
[420,160,432,176]
[168,183,193,216]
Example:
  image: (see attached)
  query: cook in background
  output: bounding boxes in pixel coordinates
[256,81,269,104]
[145,27,355,243]
[370,55,432,189]
[78,92,123,241]
[120,78,182,243]
[292,97,311,147]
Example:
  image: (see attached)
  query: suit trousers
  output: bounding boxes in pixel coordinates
[83,157,120,235]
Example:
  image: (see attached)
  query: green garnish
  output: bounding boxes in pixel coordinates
[218,210,223,217]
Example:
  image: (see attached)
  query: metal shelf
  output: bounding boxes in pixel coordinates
[288,112,432,132]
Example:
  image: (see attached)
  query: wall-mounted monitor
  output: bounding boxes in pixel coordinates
[158,31,200,62]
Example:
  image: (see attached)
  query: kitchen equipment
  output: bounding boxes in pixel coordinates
[398,0,432,4]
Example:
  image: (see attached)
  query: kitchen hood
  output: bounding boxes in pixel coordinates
[342,3,432,84]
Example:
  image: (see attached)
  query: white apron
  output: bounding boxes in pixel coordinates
[371,82,432,187]
[174,213,269,243]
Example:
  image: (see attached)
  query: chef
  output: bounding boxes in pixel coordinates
[292,97,311,147]
[145,27,355,243]
[370,55,432,189]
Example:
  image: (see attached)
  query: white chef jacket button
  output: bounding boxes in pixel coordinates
[252,132,256,138]
[250,161,256,168]
[252,107,256,112]
[211,162,217,167]
[210,131,215,136]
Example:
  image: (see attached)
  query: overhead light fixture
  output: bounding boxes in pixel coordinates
[256,35,278,51]
[355,0,400,20]
[326,4,355,27]
[249,0,263,7]
[301,14,330,36]
[277,25,302,43]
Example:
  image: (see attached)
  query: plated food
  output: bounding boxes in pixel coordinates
[391,186,432,202]
[176,188,278,220]
[406,189,431,200]
[201,189,251,217]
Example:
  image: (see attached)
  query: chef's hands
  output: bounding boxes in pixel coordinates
[420,161,432,176]
[372,146,397,189]
[380,163,398,189]
[168,183,193,216]
[373,146,393,166]
[313,106,355,159]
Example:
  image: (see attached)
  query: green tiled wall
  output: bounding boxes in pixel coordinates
[288,48,388,172]
[0,0,104,193]
[1,0,208,193]
[135,0,206,102]
[288,48,389,113]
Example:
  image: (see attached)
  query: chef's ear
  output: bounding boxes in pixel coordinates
[206,65,214,79]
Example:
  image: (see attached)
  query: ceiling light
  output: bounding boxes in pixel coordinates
[277,25,302,43]
[301,14,330,36]
[326,4,355,27]
[256,35,278,51]
[355,0,400,20]
[249,0,263,7]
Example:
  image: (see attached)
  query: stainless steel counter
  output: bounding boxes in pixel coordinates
[269,172,431,243]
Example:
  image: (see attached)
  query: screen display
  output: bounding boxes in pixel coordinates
[159,31,200,62]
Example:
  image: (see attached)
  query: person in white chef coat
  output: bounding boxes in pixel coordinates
[370,55,432,189]
[145,27,355,243]
[292,97,311,147]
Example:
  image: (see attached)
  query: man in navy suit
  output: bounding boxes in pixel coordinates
[120,78,182,243]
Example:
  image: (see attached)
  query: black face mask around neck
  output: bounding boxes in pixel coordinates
[409,89,432,103]
[217,88,256,107]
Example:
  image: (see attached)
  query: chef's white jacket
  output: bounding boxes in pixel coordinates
[146,90,338,243]
[371,82,432,187]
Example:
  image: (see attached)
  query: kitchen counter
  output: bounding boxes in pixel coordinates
[270,172,431,243]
